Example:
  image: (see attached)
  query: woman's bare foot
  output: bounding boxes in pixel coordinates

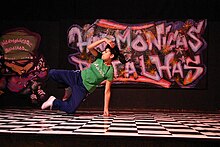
[62,87,72,101]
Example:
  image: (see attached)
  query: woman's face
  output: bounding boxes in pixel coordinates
[101,48,112,61]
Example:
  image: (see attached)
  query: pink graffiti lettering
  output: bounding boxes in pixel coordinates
[4,46,28,53]
[1,38,32,48]
[67,19,207,88]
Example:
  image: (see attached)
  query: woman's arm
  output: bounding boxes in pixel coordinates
[103,80,112,116]
[87,38,115,57]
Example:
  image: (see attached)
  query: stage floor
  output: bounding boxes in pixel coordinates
[0,108,220,139]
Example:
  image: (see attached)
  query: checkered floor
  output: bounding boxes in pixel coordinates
[0,109,220,139]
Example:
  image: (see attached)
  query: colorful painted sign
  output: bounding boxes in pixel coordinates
[0,28,48,104]
[67,19,207,88]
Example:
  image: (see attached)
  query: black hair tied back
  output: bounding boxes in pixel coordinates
[105,44,127,64]
[118,53,126,64]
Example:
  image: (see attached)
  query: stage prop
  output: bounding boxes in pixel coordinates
[0,28,48,104]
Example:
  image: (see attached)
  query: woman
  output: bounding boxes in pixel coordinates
[41,38,126,116]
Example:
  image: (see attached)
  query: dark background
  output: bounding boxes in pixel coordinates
[0,0,220,111]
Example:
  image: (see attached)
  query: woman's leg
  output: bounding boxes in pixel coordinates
[42,69,88,113]
[52,85,87,113]
[49,69,80,86]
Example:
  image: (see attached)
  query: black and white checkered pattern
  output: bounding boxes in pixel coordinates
[0,109,220,139]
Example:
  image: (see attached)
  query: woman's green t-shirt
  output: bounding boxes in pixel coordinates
[81,54,114,93]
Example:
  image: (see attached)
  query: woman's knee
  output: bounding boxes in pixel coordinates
[49,69,56,76]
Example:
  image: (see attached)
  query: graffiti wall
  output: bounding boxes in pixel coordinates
[0,28,48,104]
[67,19,207,88]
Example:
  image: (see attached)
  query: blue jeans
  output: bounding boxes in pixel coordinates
[49,69,88,113]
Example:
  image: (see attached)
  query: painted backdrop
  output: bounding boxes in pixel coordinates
[67,19,207,88]
[0,28,48,104]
